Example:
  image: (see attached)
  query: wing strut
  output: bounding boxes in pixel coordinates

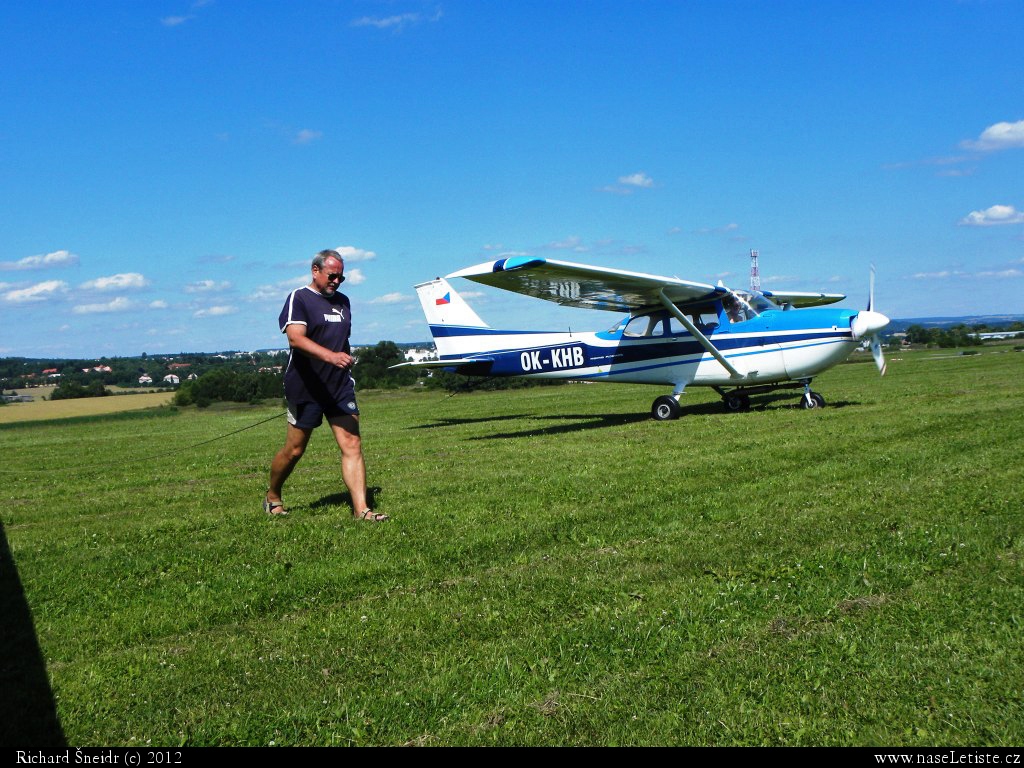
[657,289,745,379]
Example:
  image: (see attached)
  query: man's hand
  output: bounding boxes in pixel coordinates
[326,350,354,370]
[286,324,352,368]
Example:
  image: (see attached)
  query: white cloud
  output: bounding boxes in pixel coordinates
[80,272,149,291]
[160,15,192,27]
[194,305,238,318]
[695,223,740,235]
[601,172,655,195]
[1,249,79,271]
[249,276,309,301]
[369,292,408,305]
[3,280,68,303]
[294,129,323,145]
[199,253,237,264]
[72,297,135,314]
[619,172,654,188]
[150,300,169,309]
[185,279,232,293]
[976,268,1024,279]
[345,267,366,285]
[333,246,377,262]
[547,236,587,251]
[350,8,442,30]
[961,120,1024,152]
[911,266,1022,280]
[959,205,1024,227]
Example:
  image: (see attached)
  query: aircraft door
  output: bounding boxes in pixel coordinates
[748,313,787,381]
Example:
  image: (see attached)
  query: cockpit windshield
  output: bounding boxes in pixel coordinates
[722,290,777,323]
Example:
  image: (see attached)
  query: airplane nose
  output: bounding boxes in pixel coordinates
[851,310,890,339]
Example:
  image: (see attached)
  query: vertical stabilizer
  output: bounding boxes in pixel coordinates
[415,278,490,358]
[415,278,488,329]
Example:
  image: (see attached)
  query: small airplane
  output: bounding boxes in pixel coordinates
[395,256,890,420]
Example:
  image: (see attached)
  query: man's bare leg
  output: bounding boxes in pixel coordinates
[327,414,377,518]
[268,424,312,506]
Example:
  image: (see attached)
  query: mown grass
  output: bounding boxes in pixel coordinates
[0,390,173,425]
[2,348,1022,746]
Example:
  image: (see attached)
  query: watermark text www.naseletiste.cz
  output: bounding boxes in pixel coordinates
[874,753,1021,765]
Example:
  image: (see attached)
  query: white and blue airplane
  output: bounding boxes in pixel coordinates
[396,256,890,420]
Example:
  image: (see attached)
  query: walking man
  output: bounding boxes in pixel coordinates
[265,249,388,521]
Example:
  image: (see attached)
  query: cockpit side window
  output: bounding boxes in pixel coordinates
[623,315,653,337]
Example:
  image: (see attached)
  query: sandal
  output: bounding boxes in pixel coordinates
[263,493,289,517]
[356,509,389,522]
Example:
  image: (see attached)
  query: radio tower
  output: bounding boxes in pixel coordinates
[749,249,760,292]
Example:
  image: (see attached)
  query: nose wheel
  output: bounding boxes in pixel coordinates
[801,390,825,409]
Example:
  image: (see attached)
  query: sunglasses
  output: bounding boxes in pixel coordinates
[324,272,344,283]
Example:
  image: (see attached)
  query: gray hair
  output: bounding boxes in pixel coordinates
[312,249,342,270]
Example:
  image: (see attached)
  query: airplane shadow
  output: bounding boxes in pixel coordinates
[410,394,861,441]
[468,412,650,440]
[408,414,528,429]
[0,520,66,747]
[754,396,860,411]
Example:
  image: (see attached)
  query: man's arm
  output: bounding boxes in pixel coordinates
[285,324,354,370]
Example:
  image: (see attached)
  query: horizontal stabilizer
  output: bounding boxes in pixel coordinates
[391,357,490,369]
[390,357,494,376]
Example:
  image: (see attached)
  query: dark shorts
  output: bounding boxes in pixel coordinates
[286,396,359,429]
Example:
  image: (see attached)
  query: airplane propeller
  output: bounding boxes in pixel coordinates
[850,265,890,375]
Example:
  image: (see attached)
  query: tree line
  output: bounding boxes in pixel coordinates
[168,341,561,407]
[902,324,992,348]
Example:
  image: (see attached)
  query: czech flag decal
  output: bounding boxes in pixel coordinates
[435,293,451,306]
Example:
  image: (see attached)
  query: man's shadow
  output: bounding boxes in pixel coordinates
[0,520,66,746]
[309,486,383,513]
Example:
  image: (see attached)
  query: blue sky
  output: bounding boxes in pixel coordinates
[1,0,1022,358]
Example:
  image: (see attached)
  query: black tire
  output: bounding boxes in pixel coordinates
[651,395,682,421]
[723,393,750,412]
[800,391,825,409]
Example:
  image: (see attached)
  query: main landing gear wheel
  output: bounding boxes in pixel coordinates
[801,391,826,409]
[651,395,682,421]
[723,392,750,412]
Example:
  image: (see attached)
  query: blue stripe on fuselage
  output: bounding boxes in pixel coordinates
[438,329,854,376]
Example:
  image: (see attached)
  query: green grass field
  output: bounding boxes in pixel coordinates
[2,348,1022,746]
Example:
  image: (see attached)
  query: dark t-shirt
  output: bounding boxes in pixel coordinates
[279,286,354,405]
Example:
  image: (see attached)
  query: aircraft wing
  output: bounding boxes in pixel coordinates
[760,290,845,308]
[446,257,726,313]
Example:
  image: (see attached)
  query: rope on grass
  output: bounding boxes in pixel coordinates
[1,410,286,474]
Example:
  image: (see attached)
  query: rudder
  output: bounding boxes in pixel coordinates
[415,278,488,330]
